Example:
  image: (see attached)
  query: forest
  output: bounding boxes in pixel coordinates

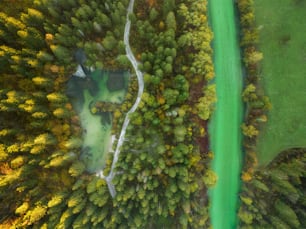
[0,0,305,228]
[0,0,215,228]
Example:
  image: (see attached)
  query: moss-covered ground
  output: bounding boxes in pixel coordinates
[255,0,306,165]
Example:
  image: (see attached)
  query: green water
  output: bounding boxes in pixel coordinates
[73,70,129,172]
[208,1,243,228]
[79,89,112,172]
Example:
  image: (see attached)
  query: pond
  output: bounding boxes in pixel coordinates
[67,68,129,173]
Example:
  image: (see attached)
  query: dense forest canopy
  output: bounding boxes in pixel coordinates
[0,0,304,228]
[0,0,216,228]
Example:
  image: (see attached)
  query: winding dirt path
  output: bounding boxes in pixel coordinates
[97,0,144,197]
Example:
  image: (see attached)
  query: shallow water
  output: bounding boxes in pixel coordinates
[68,69,129,173]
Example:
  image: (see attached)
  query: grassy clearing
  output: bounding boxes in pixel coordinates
[255,0,306,165]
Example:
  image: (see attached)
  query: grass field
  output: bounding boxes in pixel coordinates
[254,0,306,165]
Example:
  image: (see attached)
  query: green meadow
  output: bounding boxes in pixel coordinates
[255,0,306,165]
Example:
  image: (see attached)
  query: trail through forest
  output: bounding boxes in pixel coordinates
[208,0,243,228]
[100,0,144,197]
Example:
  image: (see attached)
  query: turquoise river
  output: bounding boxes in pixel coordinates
[208,0,243,228]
